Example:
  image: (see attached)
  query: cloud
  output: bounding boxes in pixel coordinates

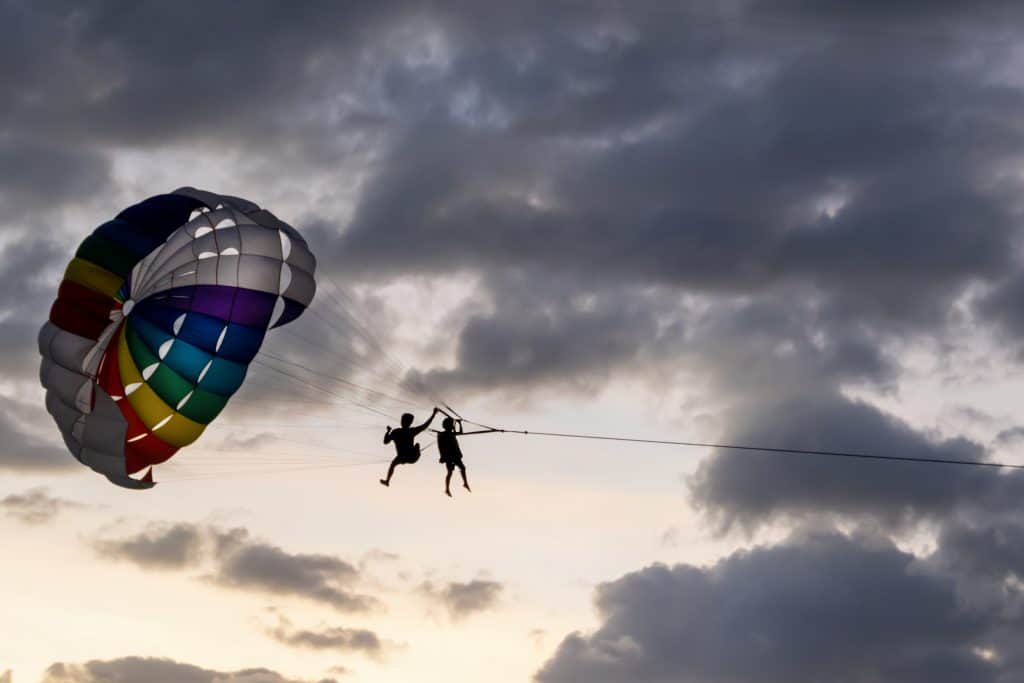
[92,523,377,612]
[0,487,83,524]
[687,389,1010,531]
[94,522,205,570]
[268,617,384,657]
[994,426,1024,448]
[413,275,666,395]
[0,236,82,389]
[421,579,504,619]
[0,395,75,472]
[0,134,111,220]
[308,1,1024,407]
[41,657,338,683]
[536,527,1000,683]
[211,527,376,613]
[933,517,1024,583]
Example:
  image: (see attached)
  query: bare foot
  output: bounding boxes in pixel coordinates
[445,490,452,498]
[463,484,472,492]
[379,479,389,487]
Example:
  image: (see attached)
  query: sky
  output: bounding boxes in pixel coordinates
[6,1,1024,681]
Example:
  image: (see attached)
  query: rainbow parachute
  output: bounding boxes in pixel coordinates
[38,188,316,488]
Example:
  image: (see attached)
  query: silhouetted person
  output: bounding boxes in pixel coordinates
[380,408,439,487]
[437,416,471,497]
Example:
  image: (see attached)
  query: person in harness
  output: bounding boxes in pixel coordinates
[437,415,471,497]
[380,407,439,487]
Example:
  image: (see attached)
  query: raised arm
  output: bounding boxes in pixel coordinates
[383,425,393,444]
[411,408,439,435]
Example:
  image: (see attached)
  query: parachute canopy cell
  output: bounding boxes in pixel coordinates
[38,188,317,489]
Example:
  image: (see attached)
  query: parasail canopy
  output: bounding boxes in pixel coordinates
[38,188,316,489]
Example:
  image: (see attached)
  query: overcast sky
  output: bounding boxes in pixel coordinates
[7,1,1024,681]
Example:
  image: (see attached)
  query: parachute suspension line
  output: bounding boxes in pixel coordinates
[270,323,427,404]
[296,303,428,409]
[252,358,397,420]
[257,349,421,409]
[317,276,410,371]
[305,290,412,384]
[317,275,450,407]
[158,459,391,483]
[455,423,1024,472]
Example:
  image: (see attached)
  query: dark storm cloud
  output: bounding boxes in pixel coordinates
[0,135,111,220]
[978,273,1024,346]
[41,657,337,683]
[308,0,1024,414]
[0,1,404,148]
[415,273,665,394]
[421,579,504,619]
[94,522,205,569]
[933,517,1024,582]
[536,528,1001,683]
[1,487,83,524]
[268,618,384,656]
[337,6,1023,305]
[0,238,66,377]
[687,389,1012,531]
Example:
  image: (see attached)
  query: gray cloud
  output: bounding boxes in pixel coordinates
[994,426,1024,448]
[422,578,504,619]
[94,522,205,570]
[0,239,73,389]
[536,527,1000,683]
[0,395,75,472]
[305,2,1024,411]
[268,618,384,657]
[41,657,337,683]
[0,2,402,148]
[93,523,377,612]
[5,0,1024,410]
[0,134,111,220]
[688,389,1009,531]
[0,487,83,524]
[414,274,665,395]
[211,527,376,613]
[933,517,1024,583]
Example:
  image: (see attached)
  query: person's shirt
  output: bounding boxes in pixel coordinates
[386,427,419,456]
[437,431,463,462]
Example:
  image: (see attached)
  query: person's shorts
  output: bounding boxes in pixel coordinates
[396,445,421,464]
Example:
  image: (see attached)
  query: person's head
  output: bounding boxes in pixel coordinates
[401,413,414,428]
[442,417,455,432]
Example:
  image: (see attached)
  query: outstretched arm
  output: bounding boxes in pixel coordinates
[412,408,439,435]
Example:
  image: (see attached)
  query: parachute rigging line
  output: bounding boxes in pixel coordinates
[457,421,1024,471]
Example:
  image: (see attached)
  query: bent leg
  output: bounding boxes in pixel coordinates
[380,456,402,486]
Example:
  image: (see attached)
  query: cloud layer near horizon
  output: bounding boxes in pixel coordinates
[41,657,338,683]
